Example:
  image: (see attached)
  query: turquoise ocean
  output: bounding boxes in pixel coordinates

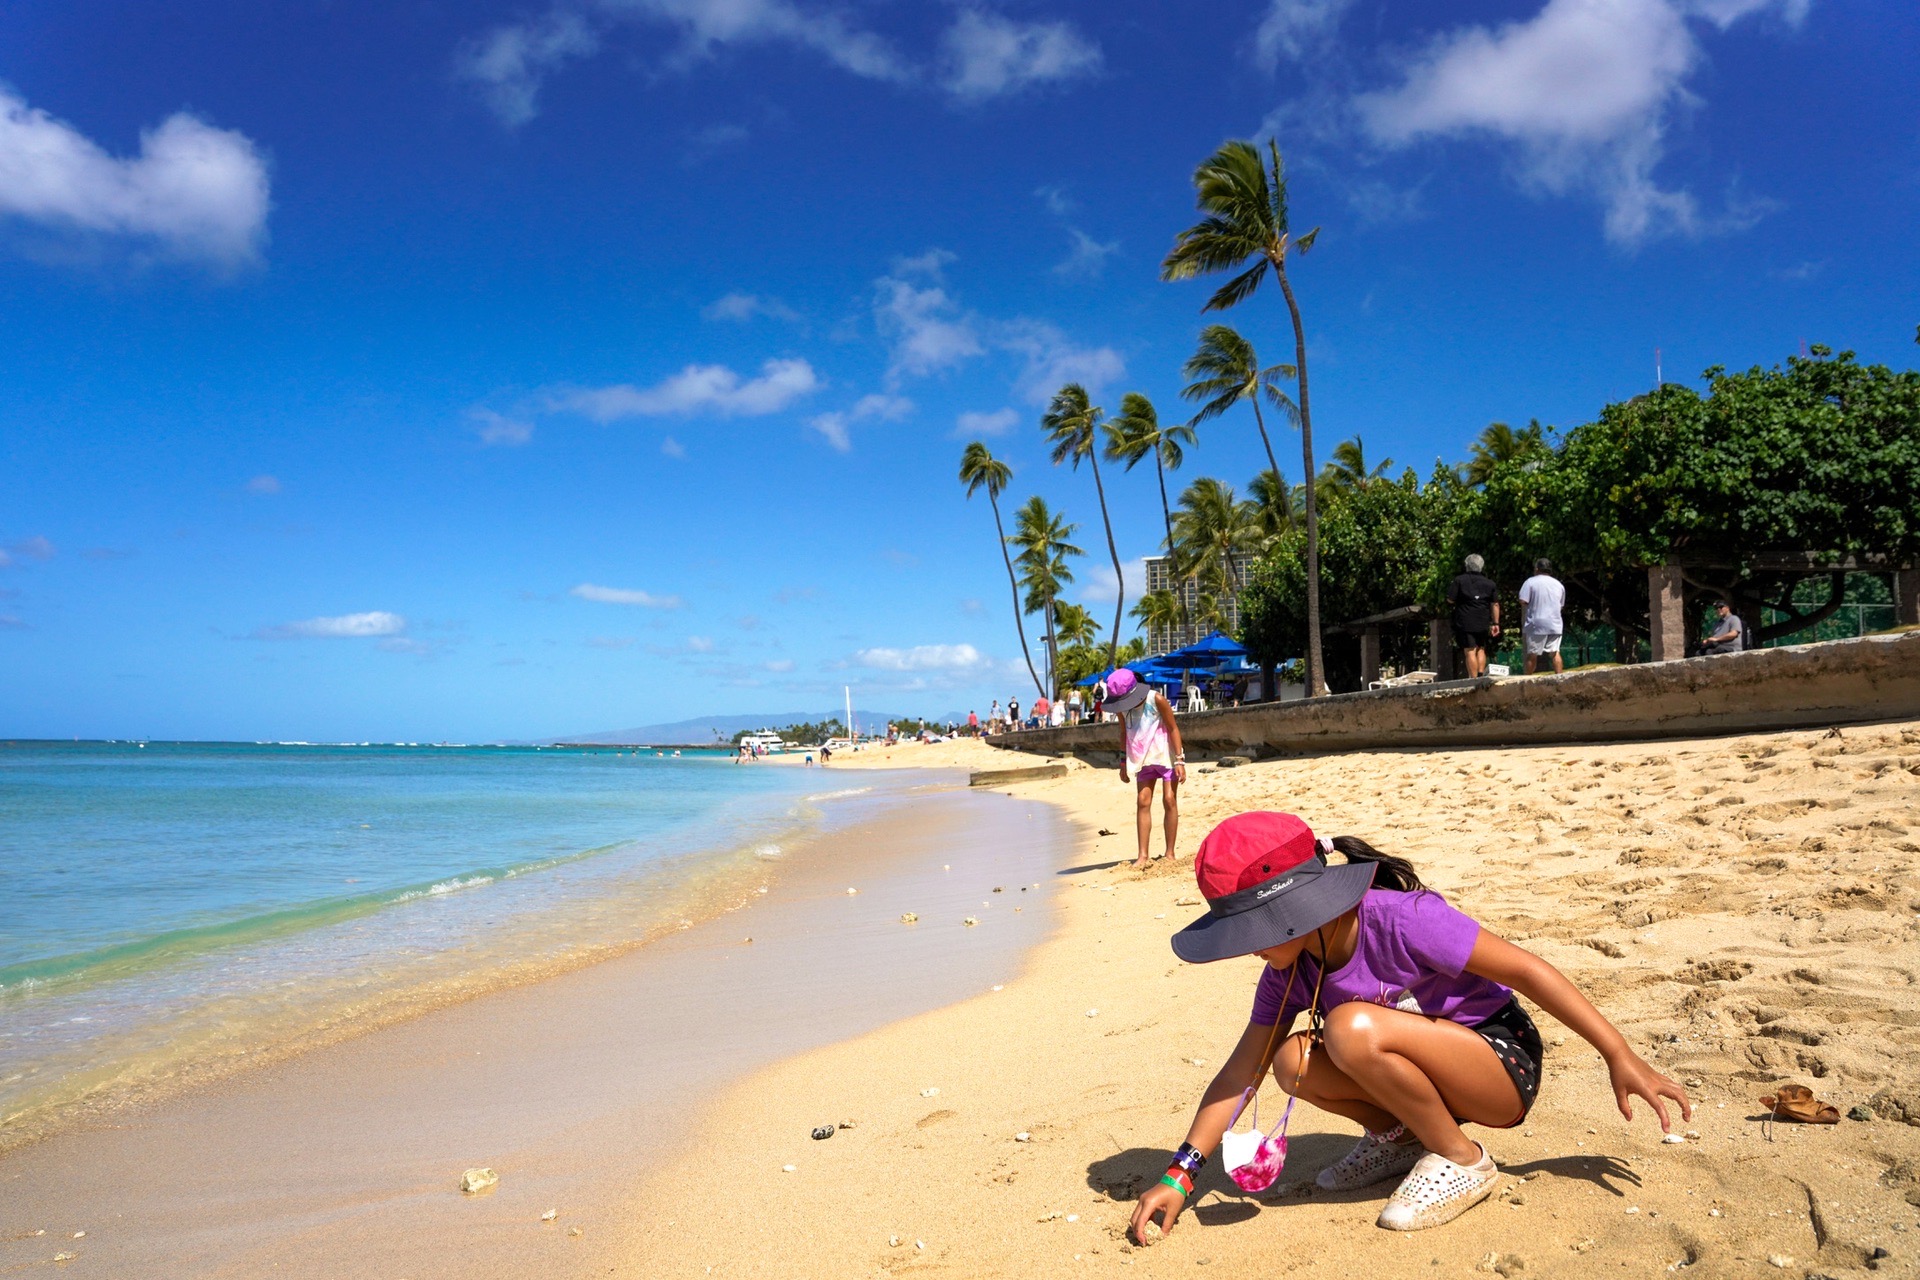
[0,741,867,1142]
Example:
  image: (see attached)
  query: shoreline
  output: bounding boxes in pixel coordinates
[620,730,1920,1278]
[0,771,1078,1277]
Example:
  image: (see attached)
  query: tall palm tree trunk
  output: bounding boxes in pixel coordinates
[1151,450,1191,651]
[1043,604,1059,699]
[1274,264,1324,696]
[992,493,1048,700]
[1087,451,1124,669]
[1247,397,1282,490]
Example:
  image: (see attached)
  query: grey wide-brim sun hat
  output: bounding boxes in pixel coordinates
[1170,854,1376,964]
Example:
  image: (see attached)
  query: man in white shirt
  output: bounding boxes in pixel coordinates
[1517,558,1568,675]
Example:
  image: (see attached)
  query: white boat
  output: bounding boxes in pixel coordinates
[738,730,786,753]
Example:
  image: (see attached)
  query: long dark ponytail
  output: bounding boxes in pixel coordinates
[1327,835,1425,893]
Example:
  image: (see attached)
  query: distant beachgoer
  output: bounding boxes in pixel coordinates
[821,745,832,764]
[1702,599,1745,655]
[1447,555,1501,679]
[1067,688,1083,724]
[804,753,814,766]
[968,709,980,735]
[1517,559,1567,676]
[989,700,1002,733]
[1050,697,1066,728]
[1129,812,1690,1242]
[1099,669,1186,870]
[1032,694,1050,727]
[1008,698,1021,731]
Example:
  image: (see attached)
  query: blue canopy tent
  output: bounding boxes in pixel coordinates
[1160,630,1249,667]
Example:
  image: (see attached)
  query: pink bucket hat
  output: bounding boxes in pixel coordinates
[1095,668,1149,713]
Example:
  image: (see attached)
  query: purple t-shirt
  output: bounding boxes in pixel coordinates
[1251,888,1510,1028]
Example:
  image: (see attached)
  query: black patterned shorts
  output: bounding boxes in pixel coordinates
[1472,997,1545,1127]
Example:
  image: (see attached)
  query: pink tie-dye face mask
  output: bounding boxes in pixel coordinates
[1219,1091,1296,1193]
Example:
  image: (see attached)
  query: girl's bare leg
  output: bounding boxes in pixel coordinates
[1160,777,1180,861]
[1133,780,1156,868]
[1272,1004,1522,1165]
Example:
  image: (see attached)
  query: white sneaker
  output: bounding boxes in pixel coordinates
[1375,1143,1500,1231]
[1315,1125,1426,1191]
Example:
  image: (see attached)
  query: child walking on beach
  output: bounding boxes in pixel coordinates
[1097,669,1186,869]
[1131,811,1688,1238]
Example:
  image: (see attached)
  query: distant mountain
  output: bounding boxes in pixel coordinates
[549,709,952,745]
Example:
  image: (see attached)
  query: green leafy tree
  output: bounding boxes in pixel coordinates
[1009,496,1082,695]
[1241,466,1467,690]
[1053,600,1099,648]
[1162,139,1327,695]
[1249,467,1299,548]
[1042,384,1126,669]
[1130,589,1181,651]
[959,442,1046,699]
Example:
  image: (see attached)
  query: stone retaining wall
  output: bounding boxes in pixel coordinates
[989,631,1920,764]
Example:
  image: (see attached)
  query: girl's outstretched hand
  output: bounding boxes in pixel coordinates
[1129,1183,1185,1244]
[1606,1051,1692,1131]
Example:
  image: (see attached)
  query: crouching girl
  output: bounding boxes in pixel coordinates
[1130,812,1689,1237]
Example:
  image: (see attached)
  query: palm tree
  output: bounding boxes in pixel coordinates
[1248,467,1297,548]
[1129,589,1182,652]
[1320,435,1394,494]
[1105,393,1197,648]
[1008,496,1081,696]
[1180,324,1295,485]
[1171,477,1260,616]
[1053,600,1099,648]
[1466,419,1548,487]
[959,441,1046,700]
[1041,384,1125,669]
[1162,138,1326,695]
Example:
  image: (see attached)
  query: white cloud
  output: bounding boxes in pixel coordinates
[661,435,687,458]
[763,658,795,672]
[456,12,599,126]
[571,583,684,608]
[853,643,989,671]
[874,275,984,380]
[244,474,282,494]
[1255,0,1356,67]
[892,247,956,278]
[1053,227,1119,278]
[702,291,801,323]
[1355,0,1801,245]
[555,357,820,419]
[0,614,26,631]
[600,0,909,82]
[257,610,406,639]
[0,535,55,568]
[1034,184,1075,216]
[808,414,850,450]
[0,89,269,267]
[686,635,714,653]
[808,393,911,452]
[1001,320,1125,404]
[468,408,533,446]
[1076,556,1149,607]
[955,407,1019,437]
[939,10,1102,101]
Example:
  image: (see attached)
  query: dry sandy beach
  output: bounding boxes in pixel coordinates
[633,727,1920,1280]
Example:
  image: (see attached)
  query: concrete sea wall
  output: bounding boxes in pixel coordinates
[991,631,1920,764]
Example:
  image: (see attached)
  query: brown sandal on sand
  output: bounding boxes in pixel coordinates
[1759,1083,1841,1124]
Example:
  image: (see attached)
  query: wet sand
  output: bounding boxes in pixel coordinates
[0,776,1075,1277]
[634,728,1920,1279]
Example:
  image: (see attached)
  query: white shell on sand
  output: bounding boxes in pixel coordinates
[900,912,919,923]
[782,1164,797,1173]
[963,916,979,926]
[541,1209,557,1221]
[921,1087,939,1097]
[1015,1132,1031,1142]
[459,1168,498,1194]
[1661,1133,1686,1144]
[846,887,858,895]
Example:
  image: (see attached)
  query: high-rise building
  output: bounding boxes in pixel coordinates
[1141,553,1256,656]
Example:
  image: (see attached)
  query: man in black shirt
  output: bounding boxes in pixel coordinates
[1446,554,1501,678]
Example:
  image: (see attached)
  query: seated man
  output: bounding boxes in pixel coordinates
[1702,600,1745,654]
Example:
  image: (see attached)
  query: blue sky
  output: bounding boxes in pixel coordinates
[2,0,1915,741]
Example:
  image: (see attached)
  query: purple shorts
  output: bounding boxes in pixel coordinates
[1134,764,1174,783]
